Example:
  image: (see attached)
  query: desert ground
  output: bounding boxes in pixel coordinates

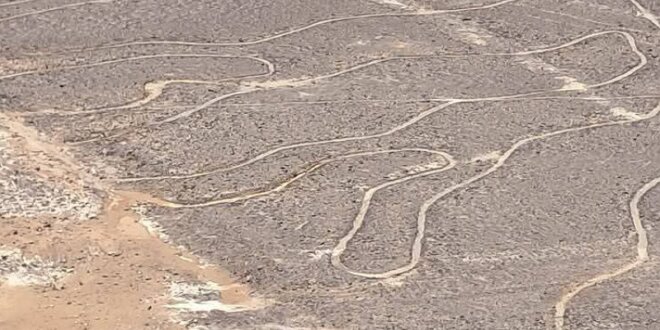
[1,0,660,329]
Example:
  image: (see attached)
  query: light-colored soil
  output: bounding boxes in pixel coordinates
[0,113,262,329]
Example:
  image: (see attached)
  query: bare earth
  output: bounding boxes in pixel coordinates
[1,0,660,329]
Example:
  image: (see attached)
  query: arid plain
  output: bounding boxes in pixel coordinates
[1,0,660,329]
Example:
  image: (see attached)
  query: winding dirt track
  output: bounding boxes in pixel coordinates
[53,0,520,51]
[23,29,645,149]
[629,0,660,29]
[554,173,660,329]
[2,0,660,328]
[0,0,111,23]
[0,0,42,8]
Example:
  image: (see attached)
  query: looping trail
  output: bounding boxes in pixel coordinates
[154,56,410,125]
[154,29,645,126]
[118,101,456,182]
[553,176,660,329]
[103,29,649,183]
[629,0,660,30]
[551,6,660,330]
[334,102,660,281]
[330,151,457,279]
[140,148,453,208]
[3,0,660,327]
[62,55,441,145]
[102,25,656,284]
[18,55,275,116]
[16,29,644,147]
[552,103,660,330]
[0,53,273,82]
[54,0,519,53]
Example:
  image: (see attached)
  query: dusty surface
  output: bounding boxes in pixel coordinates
[1,0,660,329]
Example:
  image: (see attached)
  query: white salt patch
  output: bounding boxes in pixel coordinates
[0,248,68,287]
[556,76,588,91]
[167,281,259,313]
[469,150,502,163]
